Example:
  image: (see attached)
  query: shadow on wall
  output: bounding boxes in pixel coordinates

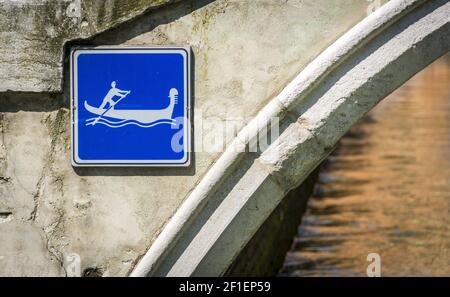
[66,0,215,177]
[0,92,63,112]
[87,0,215,45]
[0,0,215,177]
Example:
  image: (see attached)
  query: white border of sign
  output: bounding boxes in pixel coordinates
[70,46,191,167]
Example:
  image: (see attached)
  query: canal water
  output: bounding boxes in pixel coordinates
[280,54,450,276]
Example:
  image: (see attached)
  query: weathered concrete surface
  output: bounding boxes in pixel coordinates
[0,0,178,92]
[131,0,449,276]
[0,0,375,276]
[120,0,374,122]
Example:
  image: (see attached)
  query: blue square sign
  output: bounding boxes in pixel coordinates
[71,47,191,166]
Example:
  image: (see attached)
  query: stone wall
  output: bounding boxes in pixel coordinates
[0,0,375,276]
[0,0,179,92]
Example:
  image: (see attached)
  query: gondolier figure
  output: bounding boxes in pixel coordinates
[99,81,130,109]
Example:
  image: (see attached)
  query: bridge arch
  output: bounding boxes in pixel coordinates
[131,0,450,277]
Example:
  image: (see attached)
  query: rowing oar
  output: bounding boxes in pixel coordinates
[90,91,131,126]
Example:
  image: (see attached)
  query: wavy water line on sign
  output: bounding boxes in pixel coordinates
[85,117,176,128]
[86,117,130,125]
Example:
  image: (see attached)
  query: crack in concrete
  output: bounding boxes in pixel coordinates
[29,109,67,222]
[44,206,67,277]
[27,109,68,276]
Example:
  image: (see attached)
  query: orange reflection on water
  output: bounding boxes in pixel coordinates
[281,54,450,276]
